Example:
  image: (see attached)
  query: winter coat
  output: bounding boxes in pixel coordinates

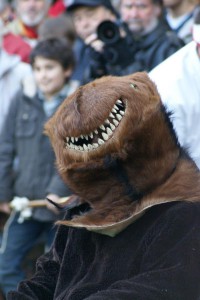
[8,201,200,299]
[132,21,184,72]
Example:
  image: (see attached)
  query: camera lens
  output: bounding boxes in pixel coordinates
[97,21,120,44]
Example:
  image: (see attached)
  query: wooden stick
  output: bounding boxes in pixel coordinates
[29,197,70,208]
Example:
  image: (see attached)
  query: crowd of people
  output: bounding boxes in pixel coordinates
[0,0,200,298]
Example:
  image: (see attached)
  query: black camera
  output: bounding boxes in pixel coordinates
[96,20,135,67]
[86,20,138,82]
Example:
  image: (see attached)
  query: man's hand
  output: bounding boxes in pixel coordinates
[0,202,11,214]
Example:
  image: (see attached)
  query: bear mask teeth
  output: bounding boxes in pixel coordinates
[65,99,125,152]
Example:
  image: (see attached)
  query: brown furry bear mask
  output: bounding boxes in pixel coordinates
[45,72,200,236]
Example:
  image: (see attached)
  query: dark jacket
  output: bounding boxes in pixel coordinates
[71,37,142,85]
[71,38,89,84]
[8,201,200,299]
[132,21,185,72]
[0,90,71,221]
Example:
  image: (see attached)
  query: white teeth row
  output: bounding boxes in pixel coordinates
[67,143,99,151]
[65,99,125,152]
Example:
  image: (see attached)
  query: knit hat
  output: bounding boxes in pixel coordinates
[193,6,200,44]
[66,0,117,15]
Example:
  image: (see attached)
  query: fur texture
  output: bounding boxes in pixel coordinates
[45,72,200,233]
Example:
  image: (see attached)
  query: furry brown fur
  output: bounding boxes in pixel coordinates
[45,72,200,235]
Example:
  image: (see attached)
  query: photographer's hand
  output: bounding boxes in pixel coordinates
[85,33,104,53]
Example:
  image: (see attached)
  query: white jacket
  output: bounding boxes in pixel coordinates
[149,41,200,168]
[0,50,33,133]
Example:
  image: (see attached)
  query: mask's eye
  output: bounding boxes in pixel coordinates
[130,83,138,90]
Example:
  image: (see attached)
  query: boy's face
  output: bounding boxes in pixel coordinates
[33,57,71,100]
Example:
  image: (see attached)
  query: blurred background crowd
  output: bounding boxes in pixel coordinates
[0,0,200,298]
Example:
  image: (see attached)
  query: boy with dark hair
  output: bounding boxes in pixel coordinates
[30,37,75,70]
[0,37,78,297]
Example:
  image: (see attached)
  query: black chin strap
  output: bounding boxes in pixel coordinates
[103,155,143,201]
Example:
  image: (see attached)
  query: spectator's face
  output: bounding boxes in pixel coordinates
[120,0,161,34]
[16,0,49,27]
[72,6,116,40]
[33,57,71,99]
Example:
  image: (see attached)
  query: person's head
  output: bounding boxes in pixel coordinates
[13,0,51,27]
[67,0,117,40]
[120,0,163,35]
[30,38,75,99]
[38,15,76,46]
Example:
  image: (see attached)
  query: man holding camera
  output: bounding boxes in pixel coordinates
[66,0,142,84]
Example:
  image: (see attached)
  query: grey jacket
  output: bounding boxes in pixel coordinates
[0,89,71,221]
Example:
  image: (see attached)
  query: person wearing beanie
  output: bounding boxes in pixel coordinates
[66,0,144,84]
[66,0,118,84]
[150,6,200,169]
